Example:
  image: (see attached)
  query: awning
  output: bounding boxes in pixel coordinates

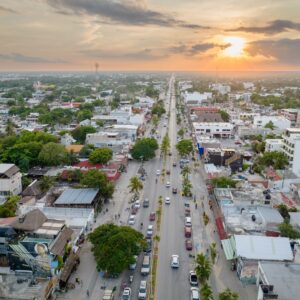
[221,236,236,260]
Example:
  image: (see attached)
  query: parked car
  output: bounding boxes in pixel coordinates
[141,255,150,275]
[129,255,138,270]
[166,170,170,175]
[172,187,177,194]
[189,271,198,286]
[146,225,153,237]
[128,215,135,225]
[166,181,171,188]
[165,197,171,204]
[122,287,131,300]
[143,198,149,208]
[172,162,177,167]
[185,239,193,251]
[185,227,192,238]
[156,170,161,176]
[138,280,147,299]
[134,200,141,208]
[149,212,156,221]
[190,287,200,300]
[144,239,152,253]
[131,207,138,215]
[185,208,191,216]
[170,254,179,268]
[185,217,192,227]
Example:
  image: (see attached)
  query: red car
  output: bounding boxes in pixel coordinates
[185,239,193,250]
[166,170,170,175]
[149,212,156,221]
[185,227,192,238]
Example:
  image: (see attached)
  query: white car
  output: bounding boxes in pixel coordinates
[190,287,200,300]
[122,287,131,300]
[189,271,198,286]
[134,200,141,209]
[166,181,171,188]
[138,280,147,299]
[128,215,136,225]
[185,216,192,227]
[156,170,161,176]
[146,225,153,237]
[171,255,179,268]
[165,197,171,204]
[129,255,138,270]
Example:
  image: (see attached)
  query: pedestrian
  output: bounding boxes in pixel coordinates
[86,290,89,297]
[118,213,120,218]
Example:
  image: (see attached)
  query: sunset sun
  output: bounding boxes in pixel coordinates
[223,36,245,57]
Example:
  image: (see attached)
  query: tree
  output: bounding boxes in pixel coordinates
[177,128,184,138]
[277,204,290,219]
[210,242,217,264]
[254,151,289,170]
[264,121,276,130]
[181,166,191,178]
[176,139,193,156]
[131,138,159,160]
[195,253,211,283]
[200,282,214,300]
[128,176,143,195]
[161,134,170,157]
[77,109,93,121]
[38,143,69,166]
[80,169,115,201]
[79,144,94,158]
[88,224,146,275]
[151,104,166,117]
[89,148,113,165]
[0,195,20,218]
[219,110,230,122]
[219,288,239,300]
[278,222,300,239]
[211,177,237,188]
[39,176,55,193]
[71,126,96,144]
[152,115,159,127]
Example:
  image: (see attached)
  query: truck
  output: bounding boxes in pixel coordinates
[102,289,114,300]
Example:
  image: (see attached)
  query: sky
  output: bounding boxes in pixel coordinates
[0,0,300,72]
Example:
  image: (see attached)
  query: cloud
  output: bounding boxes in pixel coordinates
[169,42,230,56]
[0,5,17,14]
[46,0,209,29]
[0,53,68,64]
[245,38,300,64]
[227,19,300,35]
[81,48,167,60]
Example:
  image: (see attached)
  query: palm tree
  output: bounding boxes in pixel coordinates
[195,253,211,283]
[200,282,214,300]
[219,288,239,300]
[128,176,143,195]
[181,166,191,178]
[210,242,217,264]
[39,176,55,193]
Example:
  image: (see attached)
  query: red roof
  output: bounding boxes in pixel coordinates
[0,217,17,226]
[215,217,227,240]
[265,167,281,181]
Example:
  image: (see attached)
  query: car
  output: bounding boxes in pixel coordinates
[131,207,138,215]
[146,225,154,237]
[172,187,177,194]
[149,212,156,221]
[141,255,151,275]
[166,170,170,175]
[143,198,149,208]
[185,239,193,251]
[144,239,152,253]
[185,208,191,216]
[134,200,141,208]
[184,202,190,208]
[185,217,192,227]
[128,215,135,225]
[138,280,147,299]
[168,152,172,156]
[122,287,131,300]
[156,170,161,176]
[129,255,138,270]
[165,197,171,204]
[235,140,242,145]
[172,162,177,167]
[189,271,198,286]
[185,227,192,238]
[190,287,200,300]
[170,254,179,268]
[166,181,171,188]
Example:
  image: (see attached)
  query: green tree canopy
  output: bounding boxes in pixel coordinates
[176,139,193,156]
[161,134,170,157]
[200,283,214,300]
[151,103,166,117]
[128,176,143,194]
[0,195,20,218]
[211,177,237,188]
[254,151,289,171]
[38,142,69,166]
[264,121,275,130]
[89,148,113,165]
[195,253,211,283]
[88,224,146,275]
[219,288,239,300]
[278,222,300,239]
[80,169,115,200]
[219,110,230,122]
[71,126,96,144]
[77,109,93,121]
[177,128,184,138]
[131,138,159,160]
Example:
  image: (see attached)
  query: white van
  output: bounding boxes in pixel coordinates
[141,255,150,275]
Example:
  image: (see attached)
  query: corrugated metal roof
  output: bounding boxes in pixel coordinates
[234,235,293,261]
[55,188,99,205]
[222,236,236,260]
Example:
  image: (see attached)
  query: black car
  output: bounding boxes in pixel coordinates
[144,239,152,253]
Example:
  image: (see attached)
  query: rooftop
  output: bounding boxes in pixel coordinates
[0,163,19,177]
[55,188,99,205]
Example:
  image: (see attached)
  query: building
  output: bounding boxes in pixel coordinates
[280,108,300,127]
[193,122,234,138]
[210,83,231,95]
[60,133,76,146]
[253,115,291,131]
[257,262,300,300]
[265,139,282,152]
[289,212,300,231]
[183,92,212,106]
[281,128,300,177]
[0,164,22,196]
[190,107,222,122]
[222,235,293,284]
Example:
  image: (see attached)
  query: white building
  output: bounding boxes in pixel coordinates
[108,124,138,141]
[135,96,155,108]
[265,139,282,152]
[183,92,212,105]
[193,122,234,138]
[253,116,291,131]
[281,128,300,177]
[243,82,255,90]
[210,83,231,95]
[60,133,76,146]
[0,164,22,196]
